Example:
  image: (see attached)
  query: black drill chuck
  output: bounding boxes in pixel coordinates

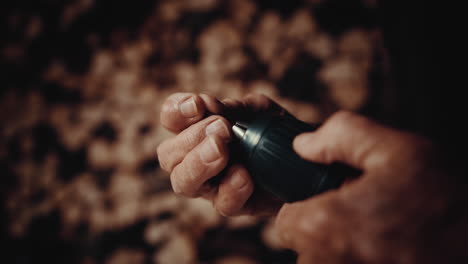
[232,114,355,203]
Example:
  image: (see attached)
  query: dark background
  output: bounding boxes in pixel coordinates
[1,0,436,263]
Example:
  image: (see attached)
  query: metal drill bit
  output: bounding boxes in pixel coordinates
[232,122,248,139]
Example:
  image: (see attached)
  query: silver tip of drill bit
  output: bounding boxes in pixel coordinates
[232,122,248,139]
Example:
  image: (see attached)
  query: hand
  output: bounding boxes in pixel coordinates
[275,111,468,264]
[157,93,284,216]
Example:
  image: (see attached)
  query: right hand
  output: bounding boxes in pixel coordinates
[275,111,468,263]
[157,93,285,216]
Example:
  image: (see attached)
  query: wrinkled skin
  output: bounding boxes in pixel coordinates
[157,92,285,216]
[157,93,468,264]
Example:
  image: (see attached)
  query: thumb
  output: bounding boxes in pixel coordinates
[293,111,400,170]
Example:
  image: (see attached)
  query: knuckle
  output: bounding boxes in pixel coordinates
[314,146,332,164]
[186,154,209,181]
[215,185,242,217]
[160,97,175,115]
[179,128,199,146]
[215,200,238,217]
[244,92,260,99]
[245,92,268,101]
[275,206,292,231]
[276,202,329,240]
[215,205,231,216]
[221,98,242,106]
[160,100,179,130]
[327,110,370,134]
[161,93,193,115]
[170,168,199,198]
[156,143,163,158]
[245,93,271,108]
[299,210,327,235]
[156,143,171,171]
[252,93,266,100]
[328,110,357,125]
[170,174,182,195]
[159,105,173,129]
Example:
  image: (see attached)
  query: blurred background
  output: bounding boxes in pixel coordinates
[0,0,424,263]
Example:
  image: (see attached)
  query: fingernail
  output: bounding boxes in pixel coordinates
[205,119,230,139]
[199,137,221,163]
[230,171,247,189]
[180,97,198,117]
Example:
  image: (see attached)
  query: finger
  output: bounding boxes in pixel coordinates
[197,93,286,122]
[199,93,225,115]
[160,92,285,133]
[293,111,403,170]
[221,98,243,108]
[214,164,254,216]
[157,115,231,172]
[160,93,207,133]
[222,93,288,123]
[170,135,229,197]
[275,191,350,256]
[243,93,284,113]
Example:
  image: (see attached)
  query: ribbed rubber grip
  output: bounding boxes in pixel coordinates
[243,115,346,202]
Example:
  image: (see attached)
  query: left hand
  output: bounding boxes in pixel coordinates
[157,93,286,217]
